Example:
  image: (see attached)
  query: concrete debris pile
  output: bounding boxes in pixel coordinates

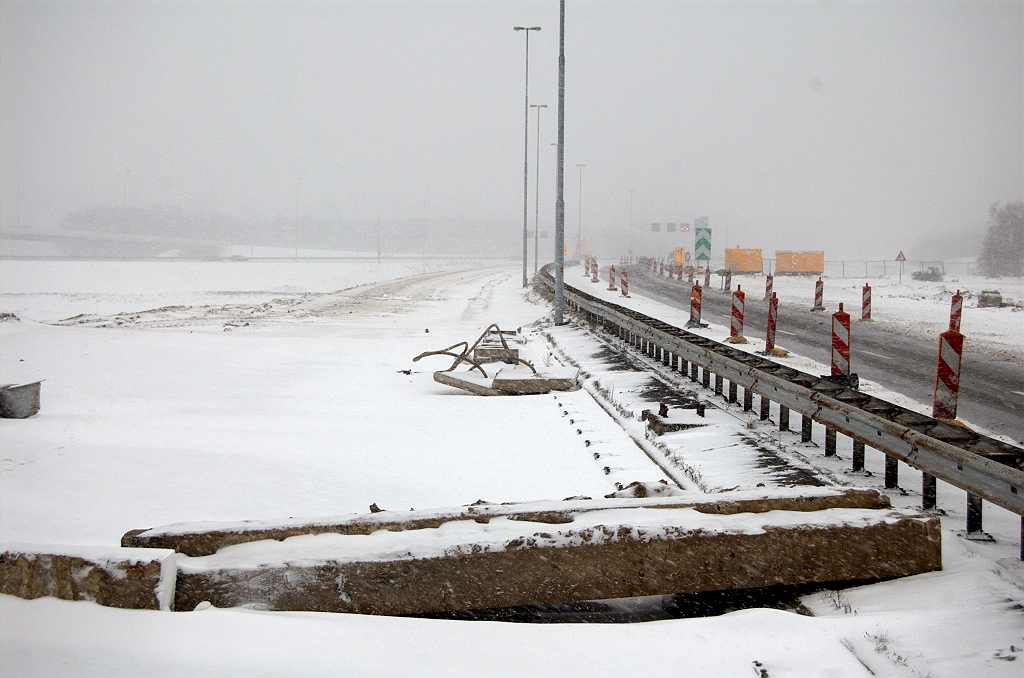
[413,323,577,395]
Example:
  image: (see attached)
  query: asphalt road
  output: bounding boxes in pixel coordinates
[612,266,1024,445]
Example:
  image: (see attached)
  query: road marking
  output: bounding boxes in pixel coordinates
[777,330,797,336]
[861,351,892,360]
[1013,391,1024,397]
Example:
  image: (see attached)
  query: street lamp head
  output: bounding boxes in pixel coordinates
[531,104,548,109]
[514,26,541,31]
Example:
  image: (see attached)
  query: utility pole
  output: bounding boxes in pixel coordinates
[531,103,547,275]
[554,0,565,325]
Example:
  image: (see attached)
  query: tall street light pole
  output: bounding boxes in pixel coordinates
[123,167,130,256]
[514,25,540,288]
[294,177,301,262]
[531,103,547,275]
[576,164,585,255]
[554,1,565,324]
[628,189,634,263]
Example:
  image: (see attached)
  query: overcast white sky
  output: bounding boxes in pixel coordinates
[2,0,1022,259]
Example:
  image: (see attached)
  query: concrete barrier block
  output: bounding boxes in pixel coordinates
[124,487,892,557]
[145,490,939,616]
[0,543,176,611]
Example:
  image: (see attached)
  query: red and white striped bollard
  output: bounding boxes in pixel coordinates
[812,277,824,311]
[608,264,617,291]
[765,292,778,351]
[704,268,711,288]
[621,270,629,297]
[592,258,599,283]
[949,290,963,331]
[731,285,745,337]
[831,302,851,376]
[932,327,964,419]
[862,283,872,321]
[689,283,702,325]
[764,273,773,301]
[724,270,732,292]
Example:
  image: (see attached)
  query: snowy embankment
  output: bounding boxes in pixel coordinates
[1,259,1022,677]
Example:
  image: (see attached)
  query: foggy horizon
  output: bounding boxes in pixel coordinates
[3,0,1022,261]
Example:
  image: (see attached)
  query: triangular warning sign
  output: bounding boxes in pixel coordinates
[895,251,906,262]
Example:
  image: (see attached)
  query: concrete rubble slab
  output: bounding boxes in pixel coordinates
[0,543,176,611]
[432,363,577,396]
[124,489,940,615]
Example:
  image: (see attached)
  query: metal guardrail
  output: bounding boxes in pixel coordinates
[537,265,1024,518]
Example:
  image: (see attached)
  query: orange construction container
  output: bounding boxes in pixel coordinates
[775,251,824,275]
[724,248,763,273]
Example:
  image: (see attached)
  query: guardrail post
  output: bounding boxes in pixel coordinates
[760,395,770,420]
[690,362,698,382]
[825,428,837,457]
[743,387,753,412]
[852,441,865,471]
[728,380,737,404]
[702,367,711,389]
[967,494,983,533]
[885,455,898,489]
[779,405,789,431]
[801,414,813,443]
[922,473,936,510]
[714,374,723,397]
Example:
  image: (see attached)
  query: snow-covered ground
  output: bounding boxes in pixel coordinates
[2,259,1022,677]
[659,268,1024,363]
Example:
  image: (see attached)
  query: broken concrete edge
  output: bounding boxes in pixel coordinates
[432,370,504,396]
[434,368,579,396]
[0,542,176,611]
[122,487,891,557]
[172,509,941,616]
